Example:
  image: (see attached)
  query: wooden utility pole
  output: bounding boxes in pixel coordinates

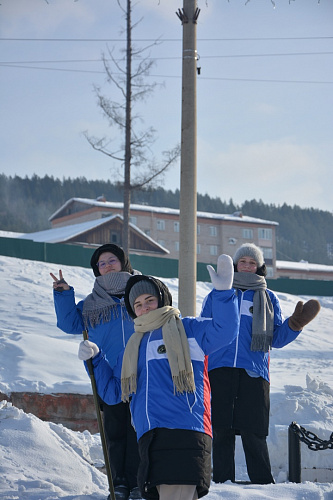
[123,0,132,254]
[176,1,200,316]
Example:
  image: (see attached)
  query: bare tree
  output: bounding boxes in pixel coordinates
[84,0,180,253]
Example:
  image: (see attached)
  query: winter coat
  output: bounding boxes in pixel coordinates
[53,287,134,369]
[90,289,239,498]
[201,287,301,383]
[137,427,212,499]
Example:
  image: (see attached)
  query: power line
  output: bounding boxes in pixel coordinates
[1,36,333,42]
[1,63,332,84]
[1,51,332,65]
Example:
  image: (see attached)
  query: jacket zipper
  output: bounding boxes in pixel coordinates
[233,291,242,367]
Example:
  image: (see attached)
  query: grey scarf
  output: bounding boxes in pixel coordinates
[233,272,274,352]
[121,306,196,402]
[82,271,140,329]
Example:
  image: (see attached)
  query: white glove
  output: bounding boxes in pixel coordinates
[207,254,234,290]
[78,340,99,361]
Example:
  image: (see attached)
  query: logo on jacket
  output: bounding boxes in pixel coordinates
[157,344,166,354]
[249,306,253,315]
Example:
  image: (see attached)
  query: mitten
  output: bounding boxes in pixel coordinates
[288,299,321,331]
[78,340,99,361]
[207,254,234,291]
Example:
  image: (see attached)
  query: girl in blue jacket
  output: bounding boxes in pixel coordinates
[78,254,239,500]
[51,243,141,500]
[201,243,321,485]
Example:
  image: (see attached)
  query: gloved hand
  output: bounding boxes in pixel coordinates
[288,299,321,331]
[207,254,234,291]
[78,340,99,361]
[50,270,70,292]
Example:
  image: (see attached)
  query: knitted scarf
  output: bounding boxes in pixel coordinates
[121,305,196,402]
[82,271,139,329]
[233,272,274,352]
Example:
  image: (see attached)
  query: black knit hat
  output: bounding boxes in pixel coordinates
[124,274,172,318]
[90,244,133,277]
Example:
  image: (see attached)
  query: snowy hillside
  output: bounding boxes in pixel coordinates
[0,255,332,500]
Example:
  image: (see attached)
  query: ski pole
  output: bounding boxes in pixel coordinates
[83,330,115,500]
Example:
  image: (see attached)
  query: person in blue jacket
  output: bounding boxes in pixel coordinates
[51,243,141,500]
[201,242,321,485]
[78,254,239,500]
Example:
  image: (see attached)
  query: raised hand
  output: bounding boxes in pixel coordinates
[207,254,234,291]
[288,299,321,331]
[50,269,70,291]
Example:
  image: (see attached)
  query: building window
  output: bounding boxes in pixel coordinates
[210,245,218,256]
[110,231,120,244]
[266,266,274,278]
[144,229,151,237]
[174,221,180,233]
[129,216,137,226]
[157,219,165,231]
[243,228,253,239]
[197,243,201,254]
[175,241,179,252]
[258,228,272,240]
[262,247,273,260]
[197,225,201,236]
[157,240,165,247]
[209,226,217,237]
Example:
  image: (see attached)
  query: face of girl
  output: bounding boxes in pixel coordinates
[97,252,122,275]
[133,294,159,317]
[237,256,258,273]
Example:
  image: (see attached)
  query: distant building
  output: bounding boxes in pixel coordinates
[19,214,169,257]
[276,260,333,281]
[49,197,279,276]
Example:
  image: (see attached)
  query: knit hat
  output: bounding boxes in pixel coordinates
[90,244,133,277]
[129,280,158,311]
[233,243,264,268]
[124,275,173,318]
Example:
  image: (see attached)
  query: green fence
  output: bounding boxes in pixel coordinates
[0,236,331,296]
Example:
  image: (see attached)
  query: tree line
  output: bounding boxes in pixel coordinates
[0,174,332,265]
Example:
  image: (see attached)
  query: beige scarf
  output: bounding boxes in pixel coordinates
[121,306,196,402]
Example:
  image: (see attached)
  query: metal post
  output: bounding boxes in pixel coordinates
[177,0,200,317]
[288,423,302,483]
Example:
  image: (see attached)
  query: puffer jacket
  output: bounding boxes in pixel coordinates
[201,287,301,382]
[53,287,134,368]
[90,288,239,440]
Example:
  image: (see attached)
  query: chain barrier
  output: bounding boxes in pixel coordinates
[290,421,333,451]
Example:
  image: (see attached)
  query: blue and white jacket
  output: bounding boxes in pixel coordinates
[90,289,239,441]
[201,288,301,383]
[53,287,134,369]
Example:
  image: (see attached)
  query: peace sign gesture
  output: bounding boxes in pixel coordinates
[50,269,70,291]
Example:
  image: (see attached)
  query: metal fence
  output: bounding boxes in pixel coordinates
[0,236,332,296]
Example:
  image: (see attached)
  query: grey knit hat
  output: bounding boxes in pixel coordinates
[233,243,264,268]
[128,280,158,311]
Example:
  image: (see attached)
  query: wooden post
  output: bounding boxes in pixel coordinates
[177,0,200,316]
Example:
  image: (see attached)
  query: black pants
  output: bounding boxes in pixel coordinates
[209,367,274,485]
[212,427,274,484]
[102,400,140,490]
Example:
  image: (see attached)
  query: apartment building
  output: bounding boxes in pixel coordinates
[50,197,278,276]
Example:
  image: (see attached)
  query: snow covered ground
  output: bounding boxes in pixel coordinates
[0,255,332,500]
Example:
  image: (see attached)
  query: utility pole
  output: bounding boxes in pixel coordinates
[176,1,200,316]
[123,0,132,254]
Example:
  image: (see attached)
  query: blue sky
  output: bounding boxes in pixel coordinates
[1,0,332,212]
